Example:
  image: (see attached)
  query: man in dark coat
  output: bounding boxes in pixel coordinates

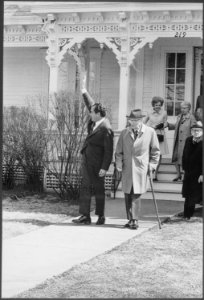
[72,80,114,225]
[182,121,203,220]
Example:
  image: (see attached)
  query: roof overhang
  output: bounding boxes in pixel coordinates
[4,2,203,14]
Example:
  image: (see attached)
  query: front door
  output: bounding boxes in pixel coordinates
[163,51,188,159]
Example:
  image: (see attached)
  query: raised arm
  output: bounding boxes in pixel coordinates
[163,111,168,128]
[80,72,95,112]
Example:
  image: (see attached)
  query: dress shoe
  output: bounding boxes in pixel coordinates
[183,217,191,221]
[124,220,131,228]
[129,220,139,230]
[72,215,91,225]
[172,176,182,182]
[96,216,105,225]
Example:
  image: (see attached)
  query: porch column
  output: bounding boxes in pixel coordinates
[194,47,202,109]
[41,13,60,122]
[118,37,130,130]
[49,66,59,93]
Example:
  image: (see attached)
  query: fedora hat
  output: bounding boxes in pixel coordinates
[191,121,203,129]
[126,109,146,120]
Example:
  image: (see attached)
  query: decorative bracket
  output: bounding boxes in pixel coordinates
[58,36,87,68]
[129,36,158,66]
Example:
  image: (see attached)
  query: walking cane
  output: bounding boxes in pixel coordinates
[149,169,162,229]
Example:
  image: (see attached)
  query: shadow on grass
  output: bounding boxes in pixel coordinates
[3,219,56,227]
[163,206,203,224]
[4,218,130,229]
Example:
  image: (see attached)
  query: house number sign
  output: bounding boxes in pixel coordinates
[174,32,187,38]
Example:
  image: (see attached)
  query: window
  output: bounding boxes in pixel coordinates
[165,53,186,116]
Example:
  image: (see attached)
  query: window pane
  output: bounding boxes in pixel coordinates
[175,101,182,116]
[177,53,186,68]
[166,53,175,68]
[165,85,174,100]
[166,69,175,84]
[176,70,185,84]
[176,86,185,101]
[167,101,174,116]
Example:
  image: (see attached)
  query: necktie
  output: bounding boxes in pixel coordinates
[132,130,138,140]
[88,121,95,134]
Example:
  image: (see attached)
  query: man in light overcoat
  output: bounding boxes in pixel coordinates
[115,109,160,229]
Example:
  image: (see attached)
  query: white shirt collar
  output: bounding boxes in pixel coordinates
[93,117,105,130]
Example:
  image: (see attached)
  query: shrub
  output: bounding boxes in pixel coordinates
[43,91,88,201]
[3,105,47,191]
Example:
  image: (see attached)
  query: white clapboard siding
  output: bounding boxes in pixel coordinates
[3,47,49,107]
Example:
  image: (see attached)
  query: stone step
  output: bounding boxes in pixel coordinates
[111,179,183,199]
[159,163,176,172]
[141,191,184,201]
[151,181,182,191]
[115,180,182,191]
[111,191,184,201]
[111,190,184,201]
[110,162,180,174]
[157,172,182,181]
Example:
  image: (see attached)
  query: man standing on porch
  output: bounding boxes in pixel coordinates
[115,109,160,229]
[72,74,114,225]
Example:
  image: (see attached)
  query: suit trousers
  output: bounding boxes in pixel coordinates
[79,155,105,216]
[184,197,195,219]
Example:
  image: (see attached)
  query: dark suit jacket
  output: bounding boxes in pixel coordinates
[81,91,114,171]
[182,136,202,203]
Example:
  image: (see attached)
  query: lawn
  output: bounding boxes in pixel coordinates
[16,218,202,299]
[3,189,82,239]
[3,189,203,298]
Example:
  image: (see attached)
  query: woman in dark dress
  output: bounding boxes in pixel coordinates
[182,121,203,220]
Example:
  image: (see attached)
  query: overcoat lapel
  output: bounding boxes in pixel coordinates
[86,121,104,139]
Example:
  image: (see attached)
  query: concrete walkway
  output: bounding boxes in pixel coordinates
[2,197,184,298]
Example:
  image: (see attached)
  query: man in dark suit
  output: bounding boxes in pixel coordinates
[72,79,114,225]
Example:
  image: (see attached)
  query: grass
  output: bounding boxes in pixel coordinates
[3,189,203,298]
[2,189,80,239]
[15,218,202,299]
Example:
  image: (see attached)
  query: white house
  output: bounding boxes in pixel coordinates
[3,2,203,157]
